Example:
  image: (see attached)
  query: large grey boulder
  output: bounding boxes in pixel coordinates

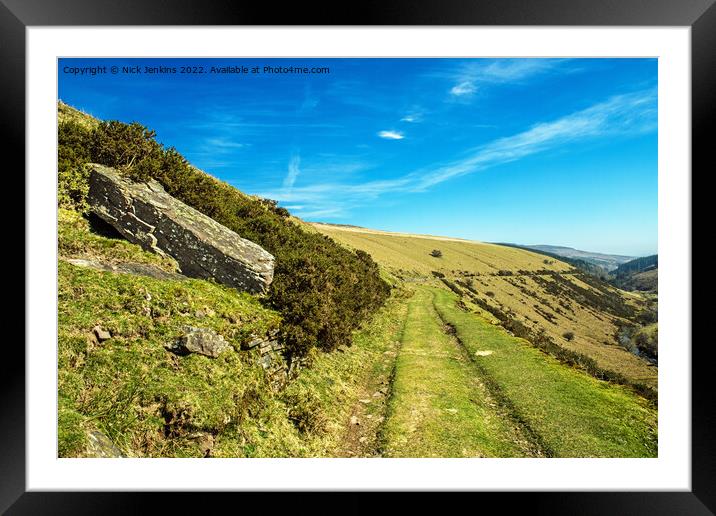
[88,164,274,294]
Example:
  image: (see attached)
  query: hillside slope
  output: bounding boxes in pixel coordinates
[612,255,658,292]
[57,102,392,457]
[313,223,658,391]
[56,101,657,458]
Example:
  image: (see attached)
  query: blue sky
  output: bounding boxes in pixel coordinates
[58,58,657,256]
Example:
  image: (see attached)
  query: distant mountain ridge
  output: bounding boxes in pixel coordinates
[524,245,635,272]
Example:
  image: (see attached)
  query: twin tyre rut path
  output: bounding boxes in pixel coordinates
[349,287,546,458]
[339,285,657,458]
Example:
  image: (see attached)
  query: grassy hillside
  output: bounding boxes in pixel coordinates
[524,244,634,271]
[56,101,657,458]
[58,209,408,457]
[312,223,572,276]
[57,101,396,457]
[313,223,658,392]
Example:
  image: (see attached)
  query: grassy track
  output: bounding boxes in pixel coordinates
[432,288,657,457]
[381,287,536,457]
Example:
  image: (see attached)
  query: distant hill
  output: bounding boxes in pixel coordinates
[496,243,610,279]
[613,255,658,276]
[611,255,658,292]
[523,245,634,272]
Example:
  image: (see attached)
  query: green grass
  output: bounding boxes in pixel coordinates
[431,287,657,457]
[265,287,410,457]
[57,210,411,457]
[58,208,179,271]
[58,260,284,457]
[381,287,534,457]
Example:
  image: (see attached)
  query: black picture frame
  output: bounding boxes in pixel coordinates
[4,0,711,513]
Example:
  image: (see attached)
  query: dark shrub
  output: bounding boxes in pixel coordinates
[430,249,443,258]
[439,278,463,296]
[58,121,94,212]
[91,121,164,182]
[562,331,575,341]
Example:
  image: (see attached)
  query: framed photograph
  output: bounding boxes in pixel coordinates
[5,0,712,513]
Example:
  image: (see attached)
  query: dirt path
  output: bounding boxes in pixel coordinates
[335,295,408,458]
[336,345,398,457]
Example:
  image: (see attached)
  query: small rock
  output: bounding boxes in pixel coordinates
[359,437,367,444]
[85,430,124,458]
[197,433,215,458]
[93,325,111,342]
[243,337,264,350]
[350,416,359,426]
[446,408,458,414]
[359,399,372,405]
[474,350,494,357]
[195,308,216,318]
[259,354,272,369]
[168,327,230,358]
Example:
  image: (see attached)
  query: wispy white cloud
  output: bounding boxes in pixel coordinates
[448,59,566,99]
[417,88,656,189]
[259,88,656,220]
[450,81,477,97]
[378,130,405,140]
[401,112,423,123]
[204,137,249,151]
[298,83,319,114]
[283,154,301,190]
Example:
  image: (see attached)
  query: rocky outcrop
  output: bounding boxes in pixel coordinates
[242,330,308,390]
[88,164,274,294]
